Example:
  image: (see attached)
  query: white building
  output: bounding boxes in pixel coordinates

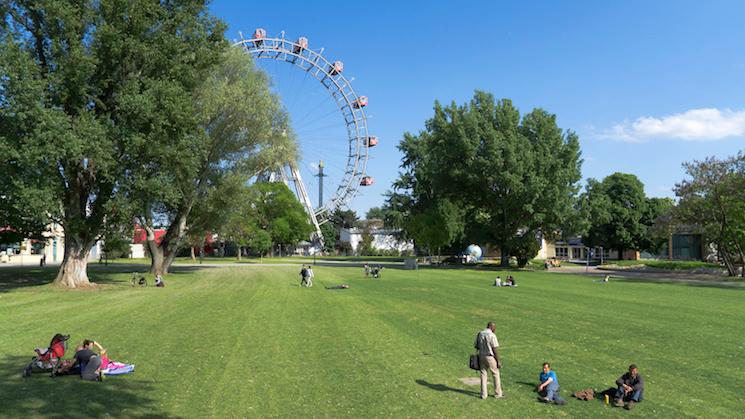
[339,228,414,254]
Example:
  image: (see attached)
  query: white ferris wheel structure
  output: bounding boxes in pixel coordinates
[234,28,377,246]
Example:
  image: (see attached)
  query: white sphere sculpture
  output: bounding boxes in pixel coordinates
[466,244,482,260]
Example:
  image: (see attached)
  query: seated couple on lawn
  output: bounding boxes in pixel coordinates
[494,276,516,287]
[57,340,130,381]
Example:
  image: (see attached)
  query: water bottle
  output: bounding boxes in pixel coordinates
[604,394,609,405]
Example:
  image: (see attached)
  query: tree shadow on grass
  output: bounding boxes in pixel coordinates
[0,264,215,293]
[0,267,58,293]
[415,379,481,398]
[616,277,745,290]
[1,355,179,418]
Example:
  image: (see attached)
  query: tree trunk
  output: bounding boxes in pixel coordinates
[237,246,242,261]
[147,240,165,274]
[162,250,178,274]
[146,205,192,275]
[190,246,196,261]
[145,225,165,275]
[723,252,737,276]
[54,238,94,288]
[500,243,510,267]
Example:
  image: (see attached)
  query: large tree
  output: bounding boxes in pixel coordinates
[580,173,671,258]
[388,92,582,266]
[136,47,295,275]
[0,0,224,287]
[675,154,745,276]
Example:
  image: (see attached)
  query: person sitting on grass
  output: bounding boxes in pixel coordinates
[505,276,516,287]
[613,364,644,410]
[593,275,611,283]
[494,276,502,287]
[155,274,165,287]
[57,339,103,381]
[536,362,566,405]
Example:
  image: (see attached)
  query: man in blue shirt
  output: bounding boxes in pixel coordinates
[537,362,566,405]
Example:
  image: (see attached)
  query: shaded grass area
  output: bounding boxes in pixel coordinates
[1,265,744,417]
[102,255,408,265]
[602,260,722,270]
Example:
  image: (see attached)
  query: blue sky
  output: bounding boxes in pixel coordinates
[210,0,745,216]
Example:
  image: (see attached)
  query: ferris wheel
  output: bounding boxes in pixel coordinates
[234,29,377,243]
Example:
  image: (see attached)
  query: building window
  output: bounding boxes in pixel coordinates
[572,247,583,260]
[594,247,610,259]
[555,247,568,258]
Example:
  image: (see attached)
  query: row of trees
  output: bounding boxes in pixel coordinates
[384,91,744,274]
[0,1,308,287]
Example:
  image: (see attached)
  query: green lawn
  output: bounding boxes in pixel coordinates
[1,265,743,418]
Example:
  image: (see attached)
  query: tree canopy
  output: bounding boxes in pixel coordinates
[580,173,672,257]
[0,0,226,287]
[387,91,582,265]
[133,46,295,275]
[674,154,745,276]
[246,182,314,252]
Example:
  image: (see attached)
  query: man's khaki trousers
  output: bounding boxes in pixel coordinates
[479,355,503,398]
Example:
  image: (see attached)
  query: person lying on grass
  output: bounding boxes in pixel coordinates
[613,364,644,410]
[536,363,566,405]
[325,284,350,290]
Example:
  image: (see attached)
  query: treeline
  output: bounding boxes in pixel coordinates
[381,91,745,275]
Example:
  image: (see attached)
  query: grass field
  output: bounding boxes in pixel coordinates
[1,264,743,418]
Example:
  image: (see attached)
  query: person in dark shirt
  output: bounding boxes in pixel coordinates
[58,339,103,381]
[613,364,644,410]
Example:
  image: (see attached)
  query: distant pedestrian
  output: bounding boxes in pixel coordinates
[363,263,370,277]
[306,266,314,287]
[300,265,310,287]
[473,321,504,399]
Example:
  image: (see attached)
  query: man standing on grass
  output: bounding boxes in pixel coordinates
[614,364,644,410]
[474,321,504,399]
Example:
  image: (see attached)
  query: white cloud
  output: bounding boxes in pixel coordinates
[601,108,745,142]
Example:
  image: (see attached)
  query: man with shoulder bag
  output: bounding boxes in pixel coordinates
[474,321,504,399]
